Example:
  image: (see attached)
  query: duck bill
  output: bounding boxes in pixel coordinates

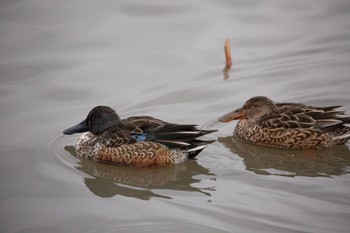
[63,120,88,135]
[218,108,246,122]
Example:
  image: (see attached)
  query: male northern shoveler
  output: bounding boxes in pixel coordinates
[63,106,216,166]
[218,96,350,149]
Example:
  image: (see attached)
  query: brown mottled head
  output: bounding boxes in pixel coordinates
[218,96,277,123]
[63,106,122,135]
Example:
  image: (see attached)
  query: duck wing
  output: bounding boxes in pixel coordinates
[121,116,217,151]
[304,106,350,132]
[258,104,348,131]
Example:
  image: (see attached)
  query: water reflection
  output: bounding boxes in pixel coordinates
[223,65,231,80]
[65,146,216,200]
[218,137,350,177]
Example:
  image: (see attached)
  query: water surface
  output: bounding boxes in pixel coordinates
[1,0,350,232]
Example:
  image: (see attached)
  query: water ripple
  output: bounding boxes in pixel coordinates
[35,128,217,200]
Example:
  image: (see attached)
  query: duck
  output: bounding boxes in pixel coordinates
[63,106,217,167]
[218,96,350,149]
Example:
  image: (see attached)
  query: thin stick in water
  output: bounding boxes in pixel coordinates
[225,38,232,68]
[223,38,233,80]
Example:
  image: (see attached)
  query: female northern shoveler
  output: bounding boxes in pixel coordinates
[63,106,216,166]
[218,96,350,149]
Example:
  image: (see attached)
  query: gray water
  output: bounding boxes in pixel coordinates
[1,0,350,232]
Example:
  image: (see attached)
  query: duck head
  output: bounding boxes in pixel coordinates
[63,106,122,135]
[218,96,276,123]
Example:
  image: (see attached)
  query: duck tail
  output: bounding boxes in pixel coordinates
[333,132,350,146]
[341,117,350,124]
[152,126,217,158]
[186,139,216,159]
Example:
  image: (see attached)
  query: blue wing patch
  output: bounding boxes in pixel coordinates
[132,133,148,142]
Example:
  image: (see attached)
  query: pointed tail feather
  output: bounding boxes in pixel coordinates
[333,132,350,146]
[155,129,216,140]
[143,122,217,157]
[341,117,350,123]
[155,140,192,149]
[153,128,217,149]
[186,140,216,159]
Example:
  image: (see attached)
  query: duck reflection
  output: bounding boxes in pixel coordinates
[218,137,350,177]
[65,146,216,200]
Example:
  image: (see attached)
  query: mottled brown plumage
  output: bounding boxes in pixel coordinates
[64,106,216,166]
[218,96,350,149]
[97,142,183,166]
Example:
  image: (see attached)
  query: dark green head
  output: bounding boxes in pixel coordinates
[63,106,122,135]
